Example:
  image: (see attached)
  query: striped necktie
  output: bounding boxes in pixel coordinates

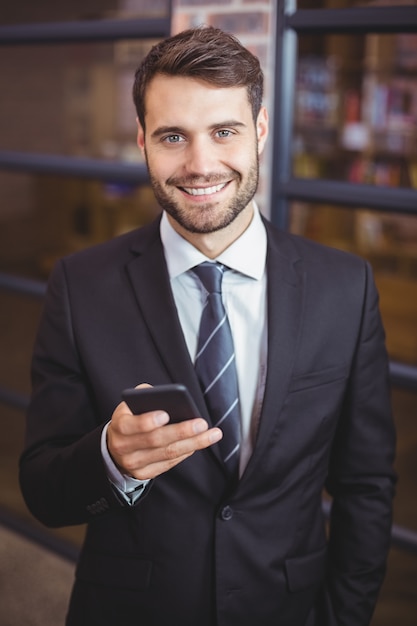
[193,262,241,477]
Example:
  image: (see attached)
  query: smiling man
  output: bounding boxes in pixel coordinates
[20,27,396,626]
[137,74,267,251]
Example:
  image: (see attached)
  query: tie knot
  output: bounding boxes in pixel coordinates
[193,261,225,295]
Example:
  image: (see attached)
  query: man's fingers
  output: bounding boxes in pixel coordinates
[107,397,223,480]
[108,383,223,480]
[123,408,170,434]
[164,426,223,458]
[120,424,222,466]
[132,453,193,481]
[127,427,223,480]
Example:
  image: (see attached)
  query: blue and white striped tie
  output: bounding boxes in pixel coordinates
[193,262,241,477]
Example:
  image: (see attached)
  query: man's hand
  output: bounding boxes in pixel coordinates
[107,384,222,480]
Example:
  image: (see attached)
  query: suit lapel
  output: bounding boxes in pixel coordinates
[126,225,204,412]
[125,222,225,469]
[245,225,305,475]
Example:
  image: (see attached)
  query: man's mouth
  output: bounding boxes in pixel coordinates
[180,182,228,196]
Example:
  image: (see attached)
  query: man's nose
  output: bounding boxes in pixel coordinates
[184,137,217,176]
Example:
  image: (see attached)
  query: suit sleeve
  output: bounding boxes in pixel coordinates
[19,260,130,528]
[320,261,396,625]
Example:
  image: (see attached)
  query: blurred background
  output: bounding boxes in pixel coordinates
[0,1,416,624]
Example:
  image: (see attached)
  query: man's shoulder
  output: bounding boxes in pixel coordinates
[60,217,161,272]
[263,218,366,272]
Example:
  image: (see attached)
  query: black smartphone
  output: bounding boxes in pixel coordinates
[122,384,201,423]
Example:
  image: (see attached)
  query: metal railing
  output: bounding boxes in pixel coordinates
[0,16,171,45]
[0,151,149,184]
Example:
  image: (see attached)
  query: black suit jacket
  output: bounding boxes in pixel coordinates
[20,217,396,626]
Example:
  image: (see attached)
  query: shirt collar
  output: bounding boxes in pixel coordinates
[160,204,267,281]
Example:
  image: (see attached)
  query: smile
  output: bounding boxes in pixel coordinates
[181,182,228,196]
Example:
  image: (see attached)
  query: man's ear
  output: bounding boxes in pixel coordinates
[136,117,146,157]
[256,106,269,156]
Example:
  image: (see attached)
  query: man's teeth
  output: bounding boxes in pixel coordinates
[182,182,227,196]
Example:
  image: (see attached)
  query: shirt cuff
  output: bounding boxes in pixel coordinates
[101,422,150,505]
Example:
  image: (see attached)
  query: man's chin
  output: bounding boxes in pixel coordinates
[162,198,211,225]
[165,207,237,235]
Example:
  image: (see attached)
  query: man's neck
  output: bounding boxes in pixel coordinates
[165,202,255,259]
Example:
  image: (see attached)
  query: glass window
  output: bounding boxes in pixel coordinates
[289,201,417,364]
[0,172,160,279]
[0,39,158,159]
[293,33,417,189]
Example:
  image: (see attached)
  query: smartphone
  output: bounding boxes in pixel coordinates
[122,384,201,423]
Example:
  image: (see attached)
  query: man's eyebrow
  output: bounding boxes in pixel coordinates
[150,120,247,139]
[210,120,247,130]
[151,126,185,139]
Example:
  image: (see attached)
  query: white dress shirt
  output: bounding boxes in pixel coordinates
[102,205,268,501]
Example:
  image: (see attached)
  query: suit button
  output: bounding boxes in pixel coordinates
[220,505,233,521]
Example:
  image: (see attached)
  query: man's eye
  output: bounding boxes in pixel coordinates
[165,134,183,143]
[217,129,232,138]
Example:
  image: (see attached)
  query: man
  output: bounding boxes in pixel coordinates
[20,26,396,626]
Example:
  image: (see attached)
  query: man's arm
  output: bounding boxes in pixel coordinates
[320,261,396,625]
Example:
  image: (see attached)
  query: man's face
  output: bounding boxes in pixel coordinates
[137,74,268,241]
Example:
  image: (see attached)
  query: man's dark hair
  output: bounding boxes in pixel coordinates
[133,26,264,129]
